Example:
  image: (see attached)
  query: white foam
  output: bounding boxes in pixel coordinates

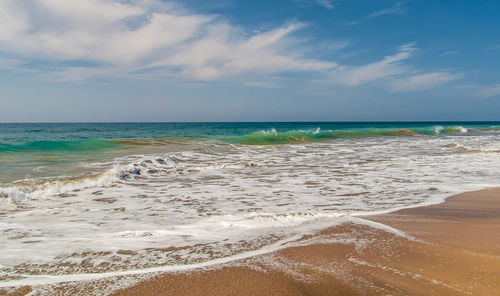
[434,125,444,134]
[0,234,304,288]
[0,216,412,288]
[0,132,499,289]
[259,128,278,135]
[0,166,124,202]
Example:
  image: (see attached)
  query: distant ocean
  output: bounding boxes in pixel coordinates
[1,122,499,289]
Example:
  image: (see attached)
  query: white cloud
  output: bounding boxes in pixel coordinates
[0,0,462,95]
[316,0,335,10]
[368,2,405,19]
[0,0,206,65]
[292,0,334,10]
[350,2,406,25]
[151,23,338,80]
[390,71,461,92]
[327,44,461,92]
[439,50,458,56]
[0,0,338,81]
[331,43,415,85]
[475,84,500,98]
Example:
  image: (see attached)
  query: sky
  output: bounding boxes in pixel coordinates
[0,0,499,122]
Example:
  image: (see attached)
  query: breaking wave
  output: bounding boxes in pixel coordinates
[0,168,122,202]
[1,126,498,153]
[220,126,475,145]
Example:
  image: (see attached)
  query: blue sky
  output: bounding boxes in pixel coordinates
[0,0,499,122]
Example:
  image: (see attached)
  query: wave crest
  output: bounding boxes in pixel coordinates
[0,167,124,202]
[221,127,433,145]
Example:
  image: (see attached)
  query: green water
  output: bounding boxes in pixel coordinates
[0,122,498,183]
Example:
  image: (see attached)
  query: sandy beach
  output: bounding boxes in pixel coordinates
[111,187,500,296]
[3,188,499,296]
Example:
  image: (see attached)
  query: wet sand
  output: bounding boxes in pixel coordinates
[4,188,500,295]
[113,188,500,296]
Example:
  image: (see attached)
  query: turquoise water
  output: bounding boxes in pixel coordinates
[2,121,499,149]
[0,122,498,182]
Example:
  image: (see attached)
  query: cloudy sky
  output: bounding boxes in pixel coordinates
[0,0,499,122]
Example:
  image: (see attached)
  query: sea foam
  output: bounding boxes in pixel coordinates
[0,130,499,292]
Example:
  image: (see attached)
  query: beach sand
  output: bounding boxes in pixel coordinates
[113,188,500,296]
[4,188,500,295]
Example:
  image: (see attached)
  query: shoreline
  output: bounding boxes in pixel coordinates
[3,187,500,295]
[113,187,500,296]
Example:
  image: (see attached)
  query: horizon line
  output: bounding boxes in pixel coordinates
[1,120,499,124]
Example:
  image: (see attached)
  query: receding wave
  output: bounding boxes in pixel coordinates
[0,155,183,202]
[0,168,122,202]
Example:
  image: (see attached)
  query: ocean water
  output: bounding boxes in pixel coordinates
[1,122,499,289]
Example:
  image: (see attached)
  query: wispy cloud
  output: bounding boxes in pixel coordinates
[368,2,405,18]
[439,50,458,56]
[0,0,338,81]
[476,84,500,98]
[292,0,334,10]
[464,84,500,98]
[350,2,406,25]
[0,0,461,95]
[455,83,500,98]
[390,71,461,92]
[331,43,415,85]
[315,0,335,10]
[145,23,338,80]
[328,44,461,92]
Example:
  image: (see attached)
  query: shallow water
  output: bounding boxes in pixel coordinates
[0,122,499,288]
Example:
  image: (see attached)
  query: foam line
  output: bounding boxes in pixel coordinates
[0,234,304,288]
[0,216,415,288]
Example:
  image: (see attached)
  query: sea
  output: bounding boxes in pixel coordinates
[1,122,499,292]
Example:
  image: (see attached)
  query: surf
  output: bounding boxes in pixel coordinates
[218,125,476,145]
